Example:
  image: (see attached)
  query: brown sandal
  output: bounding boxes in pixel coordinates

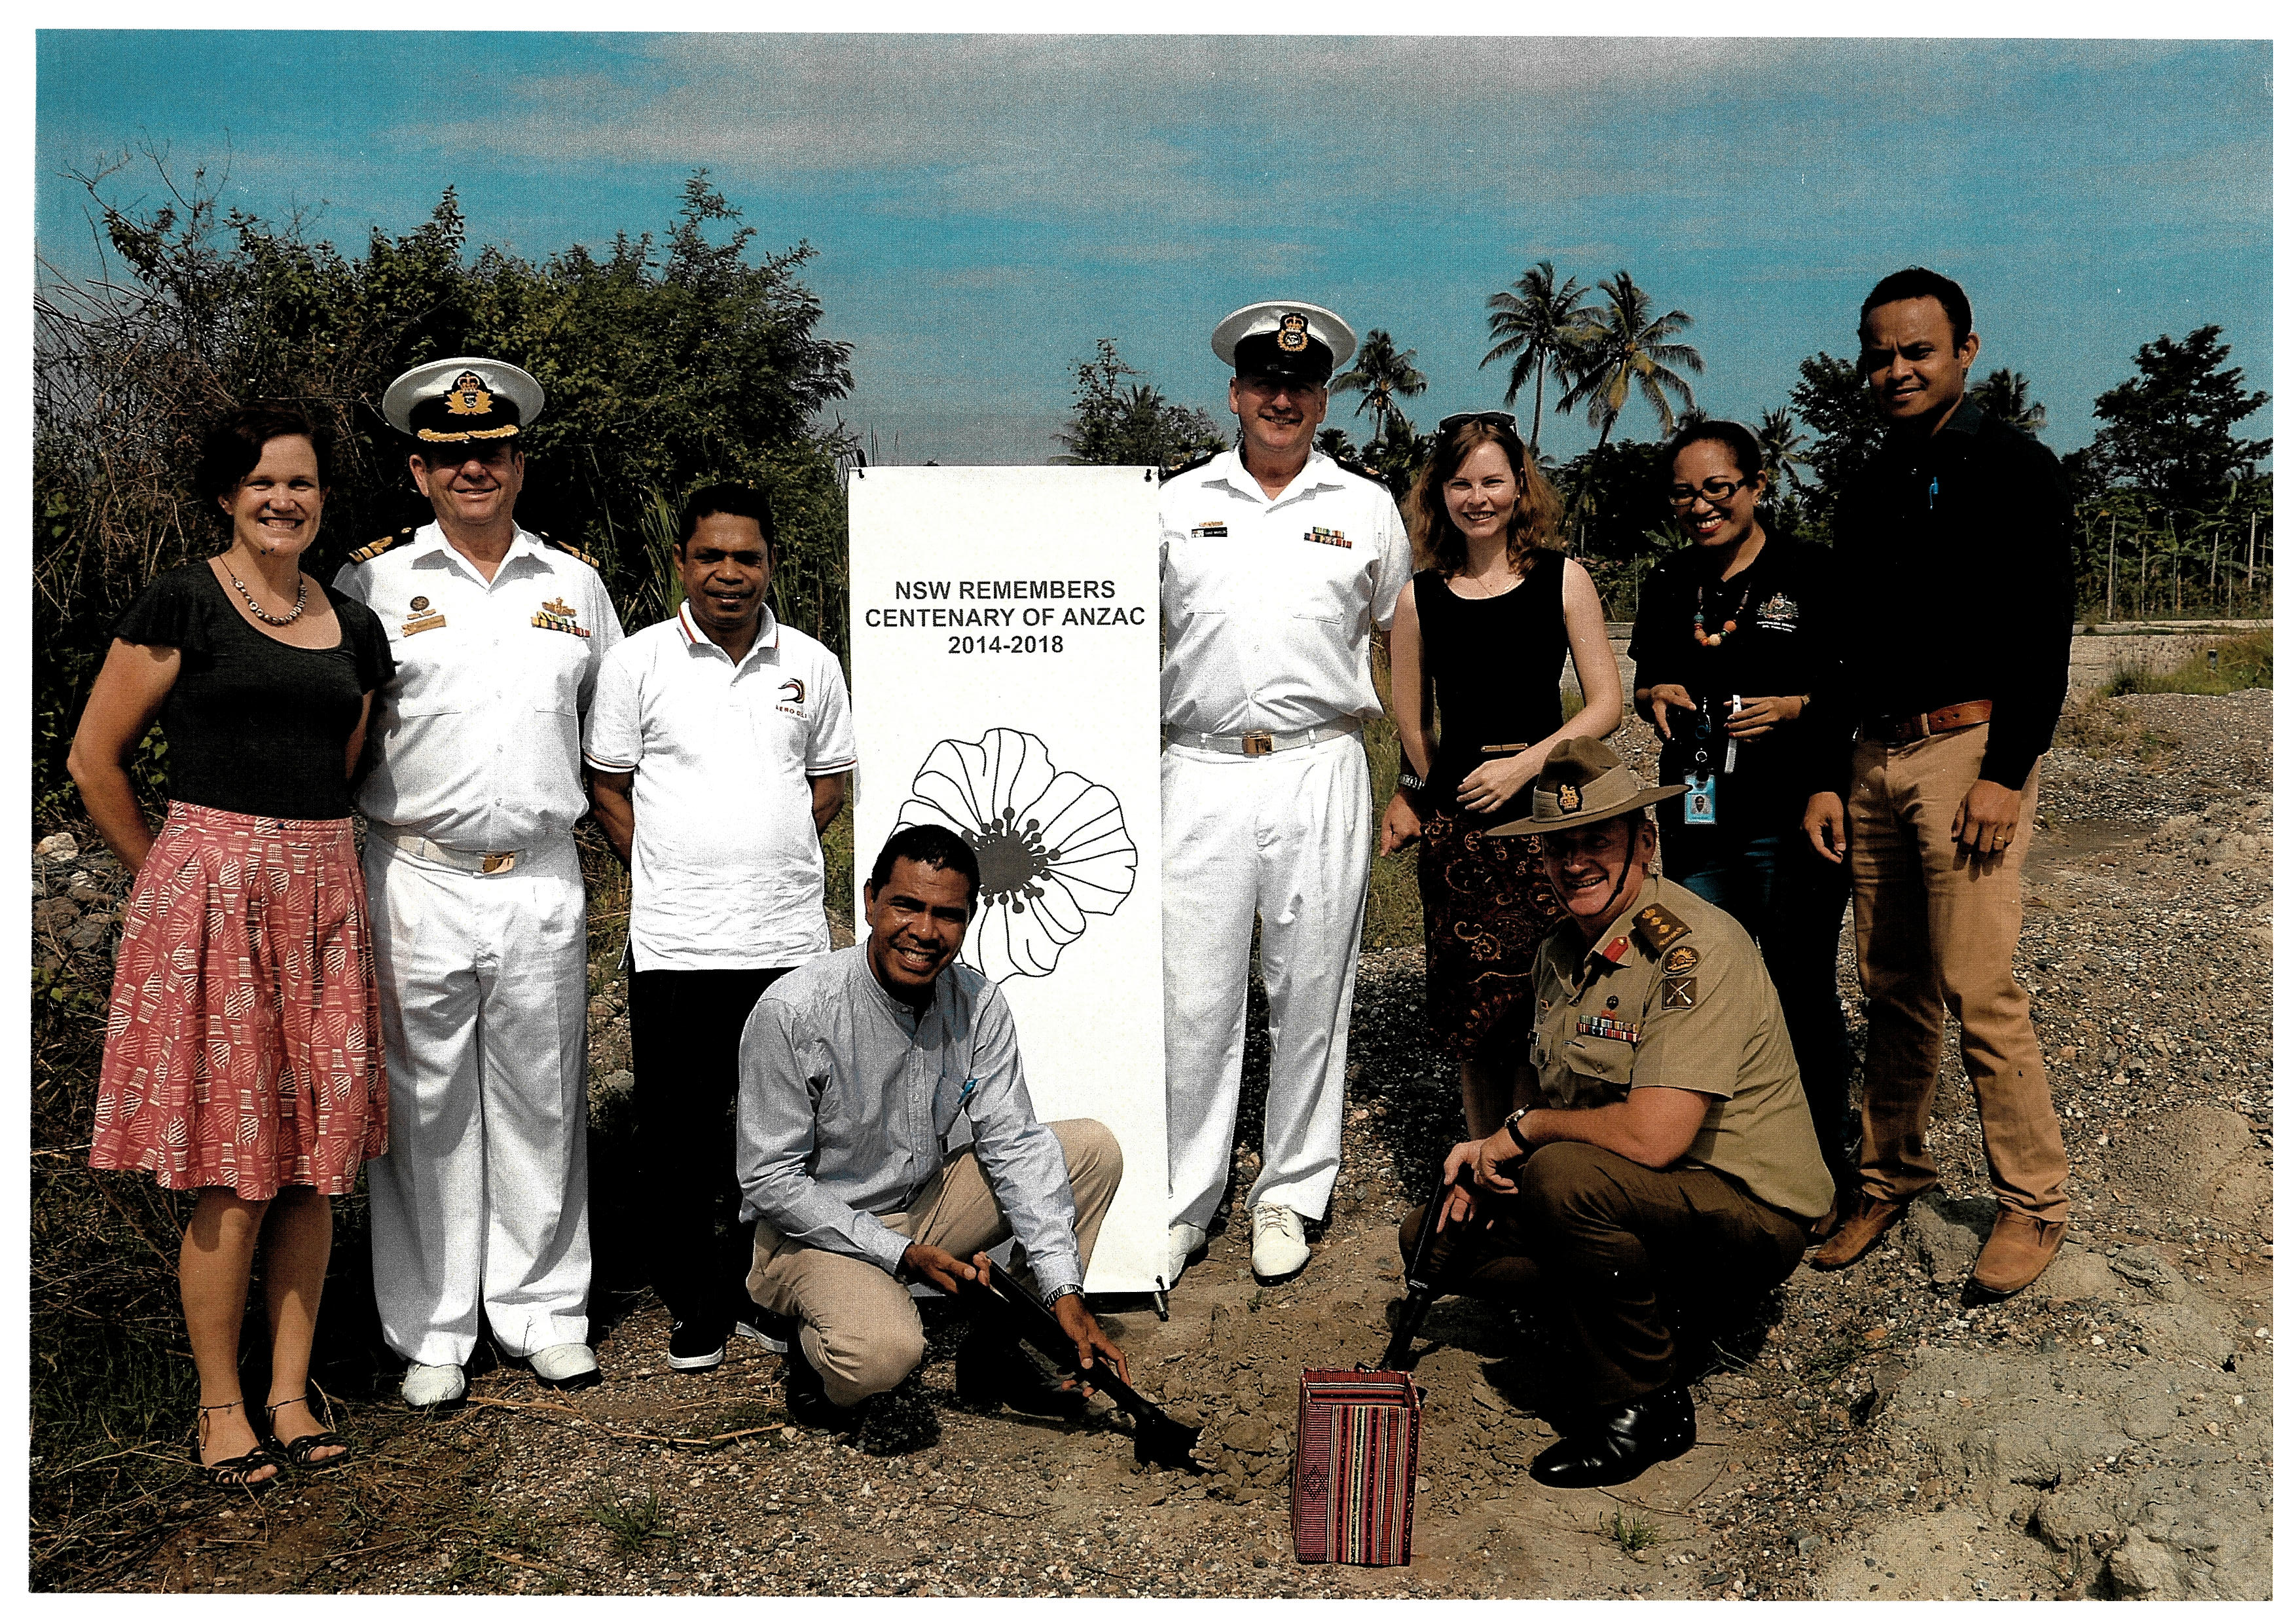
[190,1401,278,1490]
[263,1390,350,1472]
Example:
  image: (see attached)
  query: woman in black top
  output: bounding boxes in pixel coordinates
[70,406,393,1488]
[1628,418,1854,1211]
[1380,412,1623,1137]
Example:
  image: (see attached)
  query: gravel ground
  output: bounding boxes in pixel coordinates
[50,689,2272,1598]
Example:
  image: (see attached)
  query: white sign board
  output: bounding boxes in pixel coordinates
[848,466,1165,1295]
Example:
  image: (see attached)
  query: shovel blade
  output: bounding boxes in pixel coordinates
[1132,1411,1205,1472]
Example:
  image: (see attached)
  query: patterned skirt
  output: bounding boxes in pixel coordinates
[89,802,389,1199]
[1417,810,1565,1061]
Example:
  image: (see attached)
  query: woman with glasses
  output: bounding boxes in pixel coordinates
[1381,411,1622,1137]
[1628,418,1854,1216]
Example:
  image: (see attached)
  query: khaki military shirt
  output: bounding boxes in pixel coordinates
[1529,874,1832,1219]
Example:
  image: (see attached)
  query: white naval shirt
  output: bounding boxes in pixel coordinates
[1158,449,1413,735]
[334,523,624,851]
[583,602,858,972]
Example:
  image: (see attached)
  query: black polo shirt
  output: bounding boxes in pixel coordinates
[1811,399,2076,792]
[1630,534,1842,830]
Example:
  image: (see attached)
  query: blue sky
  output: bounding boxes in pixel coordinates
[35,31,2274,468]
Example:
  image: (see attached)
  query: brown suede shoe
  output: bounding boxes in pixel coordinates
[1969,1211,2068,1297]
[1808,1177,1861,1242]
[1808,1194,1907,1270]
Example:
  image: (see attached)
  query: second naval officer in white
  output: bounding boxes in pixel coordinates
[1159,303,1413,1287]
[334,358,625,1406]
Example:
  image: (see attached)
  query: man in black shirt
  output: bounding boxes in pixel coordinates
[1801,267,2074,1297]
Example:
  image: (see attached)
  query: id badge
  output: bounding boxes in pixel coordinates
[1683,773,1719,826]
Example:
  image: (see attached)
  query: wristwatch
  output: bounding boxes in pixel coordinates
[1044,1282,1083,1306]
[1503,1105,1533,1154]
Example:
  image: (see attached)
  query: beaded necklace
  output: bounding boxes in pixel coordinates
[1691,576,1754,648]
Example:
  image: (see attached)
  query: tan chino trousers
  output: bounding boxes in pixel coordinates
[747,1119,1122,1407]
[1846,723,2069,1221]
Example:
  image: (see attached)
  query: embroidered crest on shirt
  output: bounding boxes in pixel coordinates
[1754,591,1800,631]
[1304,526,1351,549]
[1662,975,1698,1010]
[1662,944,1701,976]
[778,677,807,707]
[532,596,592,638]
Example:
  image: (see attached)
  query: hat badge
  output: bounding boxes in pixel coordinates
[1558,782,1582,813]
[1276,312,1310,354]
[445,371,494,417]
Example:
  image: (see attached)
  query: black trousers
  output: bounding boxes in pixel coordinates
[1400,1141,1809,1405]
[629,966,793,1339]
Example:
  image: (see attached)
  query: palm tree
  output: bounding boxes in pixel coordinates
[1479,261,1591,456]
[1968,368,2048,434]
[1329,329,1427,443]
[1755,406,1812,494]
[1556,270,1704,458]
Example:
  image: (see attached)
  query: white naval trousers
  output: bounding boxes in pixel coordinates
[1163,733,1372,1232]
[362,835,592,1367]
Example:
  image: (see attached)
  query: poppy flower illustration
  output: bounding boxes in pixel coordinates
[893,728,1138,983]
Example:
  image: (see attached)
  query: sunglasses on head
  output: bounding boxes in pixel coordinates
[1437,411,1520,435]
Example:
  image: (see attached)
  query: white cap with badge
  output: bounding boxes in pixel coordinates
[382,356,547,444]
[1209,301,1358,384]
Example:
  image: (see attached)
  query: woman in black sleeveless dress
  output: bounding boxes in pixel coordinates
[1380,413,1624,1135]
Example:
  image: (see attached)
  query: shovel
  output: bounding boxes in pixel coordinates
[981,1259,1204,1471]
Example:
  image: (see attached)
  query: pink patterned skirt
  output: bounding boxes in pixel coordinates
[89,802,389,1199]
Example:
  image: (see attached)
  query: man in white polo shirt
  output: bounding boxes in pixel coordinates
[1159,301,1413,1288]
[585,483,856,1373]
[339,357,623,1407]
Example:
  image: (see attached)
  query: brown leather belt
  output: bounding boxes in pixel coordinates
[1863,699,1993,743]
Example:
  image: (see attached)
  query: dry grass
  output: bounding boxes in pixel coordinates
[2054,692,2185,769]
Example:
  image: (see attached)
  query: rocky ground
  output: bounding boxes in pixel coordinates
[35,689,2272,1598]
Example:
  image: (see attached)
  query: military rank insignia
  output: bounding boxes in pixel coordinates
[1191,522,1230,538]
[1576,1013,1643,1045]
[1662,976,1698,1010]
[1304,526,1351,549]
[1632,903,1690,953]
[532,596,591,638]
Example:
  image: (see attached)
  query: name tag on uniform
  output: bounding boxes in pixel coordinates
[401,614,446,636]
[1191,521,1229,538]
[1304,526,1351,549]
[1576,1013,1643,1044]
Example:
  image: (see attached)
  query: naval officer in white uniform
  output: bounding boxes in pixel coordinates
[1160,303,1413,1287]
[335,358,625,1406]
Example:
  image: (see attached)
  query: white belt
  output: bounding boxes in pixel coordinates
[1163,718,1361,757]
[378,830,524,875]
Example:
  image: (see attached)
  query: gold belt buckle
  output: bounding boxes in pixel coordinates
[1240,730,1275,757]
[481,852,518,875]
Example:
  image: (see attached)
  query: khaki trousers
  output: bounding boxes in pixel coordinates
[746,1119,1121,1407]
[1846,723,2068,1221]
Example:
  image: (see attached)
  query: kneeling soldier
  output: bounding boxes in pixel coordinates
[1409,739,1833,1488]
[735,823,1127,1454]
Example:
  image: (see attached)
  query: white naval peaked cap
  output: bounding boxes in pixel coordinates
[382,356,547,442]
[1209,301,1357,380]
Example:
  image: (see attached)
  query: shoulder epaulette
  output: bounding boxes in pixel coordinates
[1330,454,1381,485]
[536,532,602,570]
[1630,900,1692,955]
[1158,449,1220,485]
[346,526,416,565]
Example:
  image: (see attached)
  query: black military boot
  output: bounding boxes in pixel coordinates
[856,1375,942,1456]
[1529,1384,1696,1488]
[779,1344,859,1435]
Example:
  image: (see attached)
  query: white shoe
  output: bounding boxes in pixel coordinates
[1250,1204,1310,1282]
[401,1361,467,1408]
[1166,1222,1209,1286]
[529,1342,601,1388]
[733,1306,795,1355]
